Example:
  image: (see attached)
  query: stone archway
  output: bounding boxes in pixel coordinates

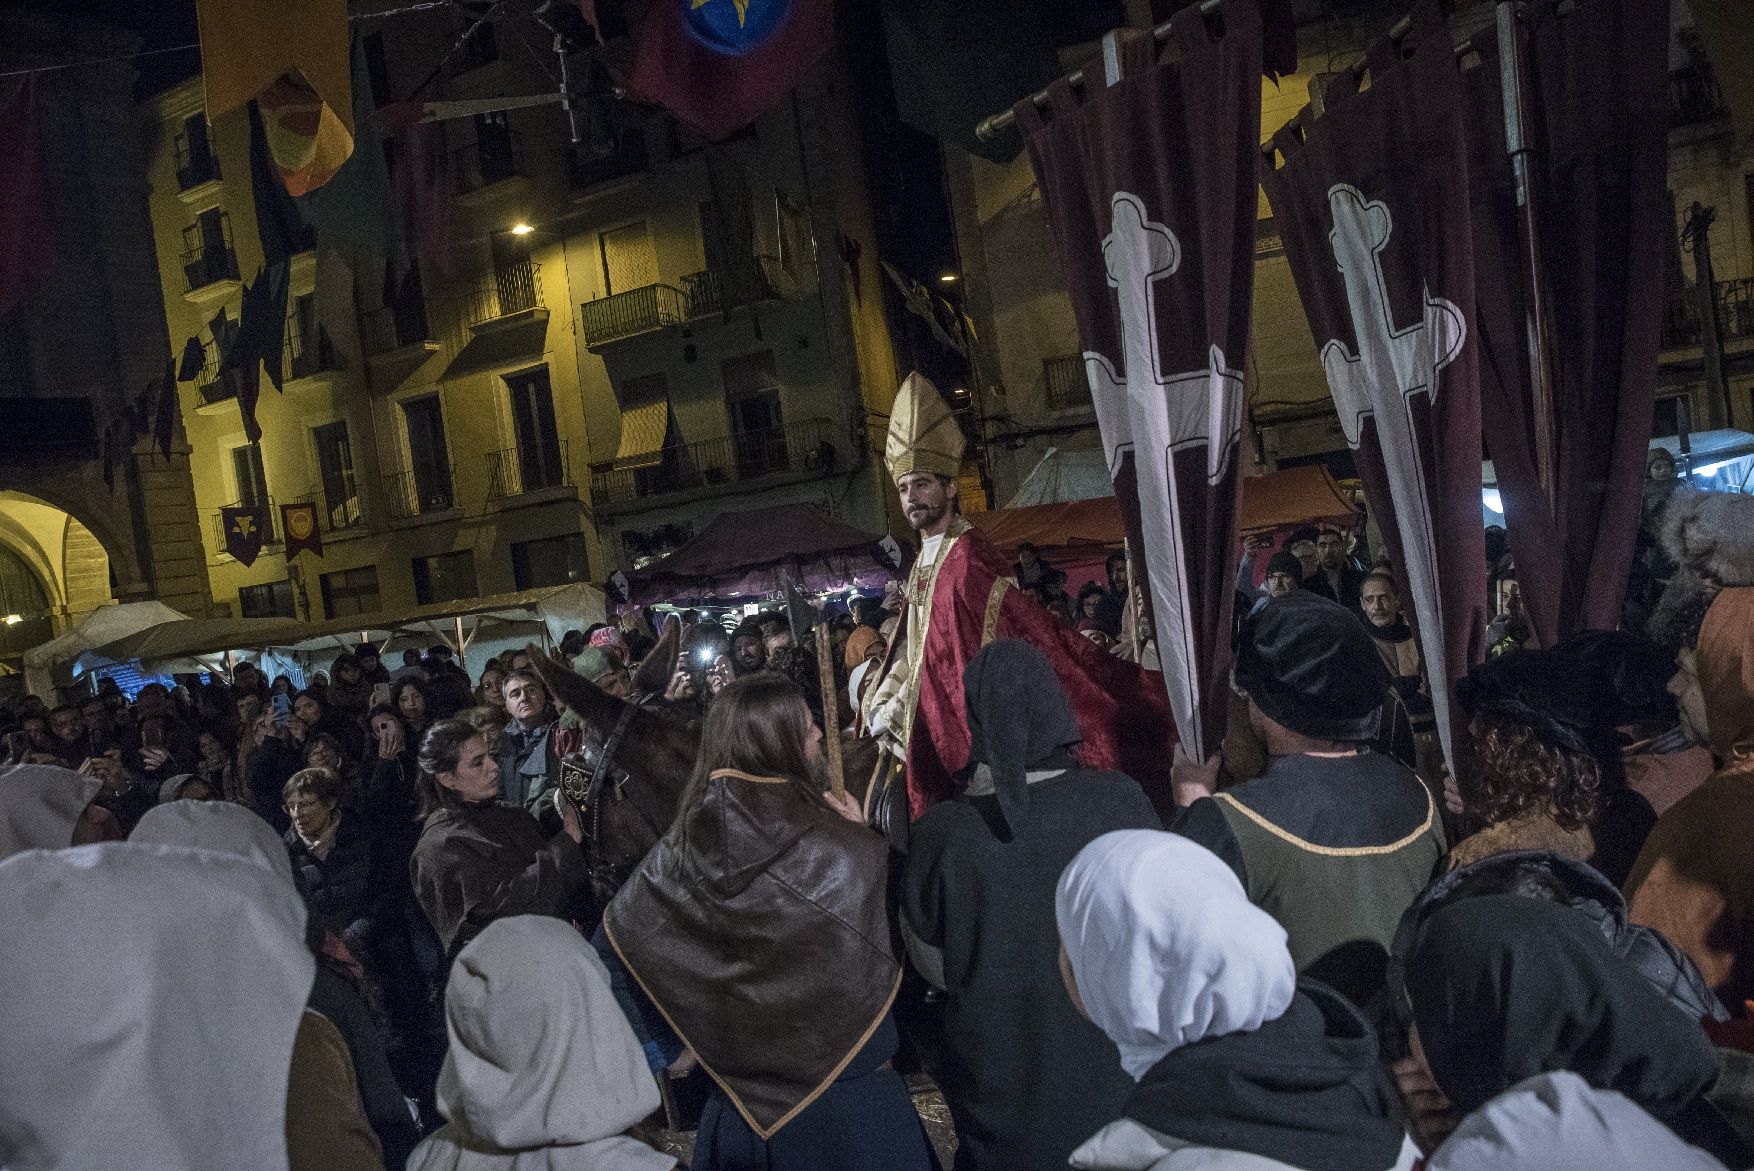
[0,492,118,637]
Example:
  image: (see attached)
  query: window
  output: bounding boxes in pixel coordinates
[182,209,238,289]
[401,395,453,512]
[775,192,810,276]
[320,566,381,619]
[311,420,359,529]
[600,221,657,294]
[286,292,334,379]
[175,113,219,189]
[413,551,478,605]
[489,230,536,316]
[512,533,589,590]
[238,580,295,619]
[721,351,788,478]
[461,111,517,191]
[231,443,269,507]
[505,366,564,493]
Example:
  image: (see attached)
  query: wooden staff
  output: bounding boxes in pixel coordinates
[814,620,847,797]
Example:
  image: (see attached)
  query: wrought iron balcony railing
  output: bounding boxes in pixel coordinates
[579,283,687,348]
[211,497,282,552]
[1043,352,1092,411]
[182,244,240,292]
[382,465,456,520]
[1660,278,1754,351]
[175,134,220,190]
[590,417,836,507]
[486,440,571,500]
[462,259,543,328]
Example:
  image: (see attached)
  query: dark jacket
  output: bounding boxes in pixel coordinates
[497,717,560,815]
[285,814,403,959]
[246,736,305,834]
[409,801,591,955]
[1302,562,1368,611]
[1388,850,1726,1037]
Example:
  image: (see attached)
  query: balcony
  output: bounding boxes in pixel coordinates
[454,133,524,198]
[590,417,837,508]
[175,138,221,194]
[284,324,341,382]
[681,256,790,319]
[211,498,282,554]
[1660,279,1754,352]
[486,440,573,500]
[292,478,364,534]
[182,244,240,296]
[1043,352,1092,412]
[194,347,236,406]
[382,465,456,521]
[1669,58,1724,127]
[580,283,687,349]
[569,128,649,191]
[463,260,546,331]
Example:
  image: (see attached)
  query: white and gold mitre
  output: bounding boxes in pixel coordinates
[884,372,965,483]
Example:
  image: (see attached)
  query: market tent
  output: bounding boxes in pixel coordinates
[23,601,190,670]
[85,583,606,674]
[1004,446,1114,508]
[625,502,890,604]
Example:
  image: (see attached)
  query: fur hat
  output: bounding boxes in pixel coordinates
[1650,488,1754,647]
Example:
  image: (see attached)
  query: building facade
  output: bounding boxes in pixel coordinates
[948,0,1754,504]
[0,11,212,673]
[144,8,900,622]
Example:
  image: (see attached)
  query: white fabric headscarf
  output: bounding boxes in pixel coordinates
[132,798,296,889]
[1055,829,1297,1080]
[1427,1071,1728,1171]
[0,763,100,860]
[0,842,315,1171]
[408,915,674,1171]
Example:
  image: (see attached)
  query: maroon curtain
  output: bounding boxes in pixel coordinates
[1015,4,1265,763]
[1262,0,1487,769]
[1465,0,1670,643]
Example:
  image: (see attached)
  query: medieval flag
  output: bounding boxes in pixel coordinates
[1261,0,1487,770]
[281,501,323,561]
[1016,7,1267,765]
[152,358,179,462]
[0,75,56,323]
[881,260,966,356]
[298,35,399,257]
[1461,0,1670,643]
[198,0,354,195]
[629,0,831,140]
[248,100,313,266]
[221,504,270,567]
[176,335,206,383]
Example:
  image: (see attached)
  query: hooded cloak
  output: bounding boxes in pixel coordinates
[133,796,296,887]
[1426,1072,1728,1171]
[0,763,100,859]
[408,916,673,1171]
[0,842,315,1171]
[1058,831,1409,1171]
[961,639,1081,835]
[1403,894,1748,1165]
[604,768,899,1139]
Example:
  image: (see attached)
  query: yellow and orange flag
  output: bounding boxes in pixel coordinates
[196,0,354,195]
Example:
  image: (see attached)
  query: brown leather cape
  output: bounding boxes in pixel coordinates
[603,768,900,1139]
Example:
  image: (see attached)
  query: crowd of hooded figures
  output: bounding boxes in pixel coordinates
[6,483,1754,1171]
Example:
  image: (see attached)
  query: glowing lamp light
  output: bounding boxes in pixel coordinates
[1481,488,1504,515]
[510,223,535,236]
[938,272,958,283]
[1692,459,1731,477]
[2,614,21,625]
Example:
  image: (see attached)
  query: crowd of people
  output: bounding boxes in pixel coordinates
[4,481,1754,1171]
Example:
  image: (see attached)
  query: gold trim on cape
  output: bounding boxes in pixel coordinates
[1212,783,1435,857]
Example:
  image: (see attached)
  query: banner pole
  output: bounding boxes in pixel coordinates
[814,621,847,798]
[1496,0,1559,514]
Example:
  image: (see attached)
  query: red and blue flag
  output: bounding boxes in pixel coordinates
[629,0,831,140]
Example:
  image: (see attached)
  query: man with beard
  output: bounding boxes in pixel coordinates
[861,373,1174,834]
[1359,572,1437,777]
[1304,525,1367,611]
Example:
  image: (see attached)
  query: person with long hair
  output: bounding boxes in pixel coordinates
[601,674,939,1171]
[408,720,591,958]
[394,678,434,742]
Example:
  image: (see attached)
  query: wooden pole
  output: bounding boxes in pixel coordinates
[814,620,846,798]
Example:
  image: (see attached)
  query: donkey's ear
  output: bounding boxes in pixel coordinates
[525,642,601,716]
[632,614,681,697]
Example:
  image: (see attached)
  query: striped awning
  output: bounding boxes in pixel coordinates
[614,398,670,470]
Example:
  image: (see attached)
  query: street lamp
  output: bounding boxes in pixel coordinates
[510,222,535,236]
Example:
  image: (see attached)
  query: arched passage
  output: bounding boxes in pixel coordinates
[0,492,117,654]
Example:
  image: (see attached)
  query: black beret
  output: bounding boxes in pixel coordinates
[1235,590,1390,741]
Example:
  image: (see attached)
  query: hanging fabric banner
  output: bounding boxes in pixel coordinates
[1014,5,1266,764]
[1462,0,1670,644]
[1261,0,1487,770]
[221,505,270,568]
[281,502,323,561]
